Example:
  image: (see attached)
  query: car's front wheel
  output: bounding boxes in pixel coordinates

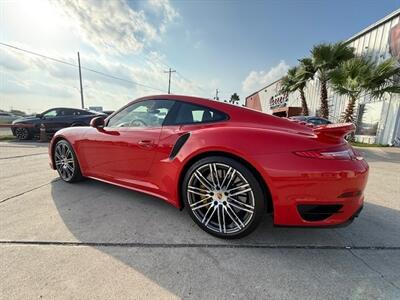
[15,127,31,140]
[54,140,83,183]
[182,156,265,239]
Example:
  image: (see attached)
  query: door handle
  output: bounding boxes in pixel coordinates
[138,140,154,148]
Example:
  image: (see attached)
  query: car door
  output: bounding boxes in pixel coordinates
[79,99,176,188]
[56,109,75,130]
[41,109,60,134]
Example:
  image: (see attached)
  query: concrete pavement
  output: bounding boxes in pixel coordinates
[1,142,399,299]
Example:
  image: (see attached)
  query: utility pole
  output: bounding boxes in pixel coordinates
[214,89,219,101]
[164,68,176,94]
[77,52,85,109]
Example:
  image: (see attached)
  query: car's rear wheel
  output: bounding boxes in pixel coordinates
[15,127,31,140]
[54,140,83,183]
[182,156,265,239]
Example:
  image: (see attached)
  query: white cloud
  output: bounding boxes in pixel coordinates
[0,48,31,71]
[242,60,289,95]
[56,0,178,56]
[148,0,179,33]
[1,45,215,112]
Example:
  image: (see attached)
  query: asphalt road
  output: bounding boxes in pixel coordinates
[1,141,399,299]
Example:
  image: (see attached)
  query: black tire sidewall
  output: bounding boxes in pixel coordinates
[182,156,265,239]
[54,140,82,183]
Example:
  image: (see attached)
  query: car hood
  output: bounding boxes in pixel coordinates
[12,116,40,124]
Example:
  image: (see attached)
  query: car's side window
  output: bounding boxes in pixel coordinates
[309,118,325,125]
[59,109,74,116]
[43,109,58,118]
[107,100,175,128]
[171,102,228,125]
[71,110,82,116]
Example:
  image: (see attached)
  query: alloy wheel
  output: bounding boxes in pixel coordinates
[55,142,76,181]
[15,128,29,140]
[187,163,255,234]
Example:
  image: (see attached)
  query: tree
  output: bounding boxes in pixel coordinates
[366,58,400,97]
[330,57,373,123]
[229,93,240,105]
[280,58,315,116]
[311,42,355,119]
[331,57,400,123]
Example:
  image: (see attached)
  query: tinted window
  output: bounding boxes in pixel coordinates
[57,109,73,116]
[308,118,330,125]
[71,109,92,116]
[107,100,175,128]
[43,109,57,117]
[172,103,227,125]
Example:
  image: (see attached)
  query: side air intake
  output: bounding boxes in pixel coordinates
[169,133,190,159]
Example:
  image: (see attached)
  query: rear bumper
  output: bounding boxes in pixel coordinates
[255,152,369,227]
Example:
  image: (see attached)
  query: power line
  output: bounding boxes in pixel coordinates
[0,42,166,93]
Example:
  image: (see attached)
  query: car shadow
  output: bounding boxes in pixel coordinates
[49,177,400,297]
[50,179,400,247]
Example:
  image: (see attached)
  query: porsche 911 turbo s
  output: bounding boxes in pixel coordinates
[48,95,369,238]
[12,107,106,140]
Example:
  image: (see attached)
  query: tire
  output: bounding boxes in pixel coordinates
[15,127,31,140]
[54,139,83,183]
[182,156,265,239]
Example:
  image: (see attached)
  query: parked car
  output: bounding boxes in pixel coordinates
[12,107,106,140]
[102,110,115,116]
[290,116,332,126]
[49,95,368,239]
[0,112,19,124]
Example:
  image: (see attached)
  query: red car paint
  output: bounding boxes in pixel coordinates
[49,95,368,227]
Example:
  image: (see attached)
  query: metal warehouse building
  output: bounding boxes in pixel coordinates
[246,9,400,146]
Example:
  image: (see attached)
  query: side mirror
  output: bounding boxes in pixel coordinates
[36,114,43,118]
[90,116,105,129]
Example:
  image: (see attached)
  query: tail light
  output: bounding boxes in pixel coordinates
[294,147,363,161]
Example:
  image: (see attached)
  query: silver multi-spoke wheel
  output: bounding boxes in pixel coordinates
[187,162,256,235]
[55,141,76,181]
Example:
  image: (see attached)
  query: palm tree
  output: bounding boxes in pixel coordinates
[366,58,400,97]
[229,93,240,105]
[280,58,314,116]
[330,57,373,123]
[331,57,400,123]
[311,42,355,119]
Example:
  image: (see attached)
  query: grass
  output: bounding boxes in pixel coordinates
[0,135,15,141]
[351,141,389,147]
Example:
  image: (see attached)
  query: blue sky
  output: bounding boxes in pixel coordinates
[0,0,399,112]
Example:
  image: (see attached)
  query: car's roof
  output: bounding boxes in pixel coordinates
[44,107,102,114]
[121,94,314,135]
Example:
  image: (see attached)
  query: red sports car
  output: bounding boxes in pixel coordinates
[49,95,369,238]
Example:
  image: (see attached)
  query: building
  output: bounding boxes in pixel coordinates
[245,10,400,145]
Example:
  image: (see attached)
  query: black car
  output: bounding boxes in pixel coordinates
[12,107,106,140]
[289,116,332,126]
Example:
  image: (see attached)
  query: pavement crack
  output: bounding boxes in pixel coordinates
[0,152,47,160]
[0,240,400,250]
[349,249,400,290]
[0,179,60,204]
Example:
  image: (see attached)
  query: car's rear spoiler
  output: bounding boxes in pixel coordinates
[313,123,355,142]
